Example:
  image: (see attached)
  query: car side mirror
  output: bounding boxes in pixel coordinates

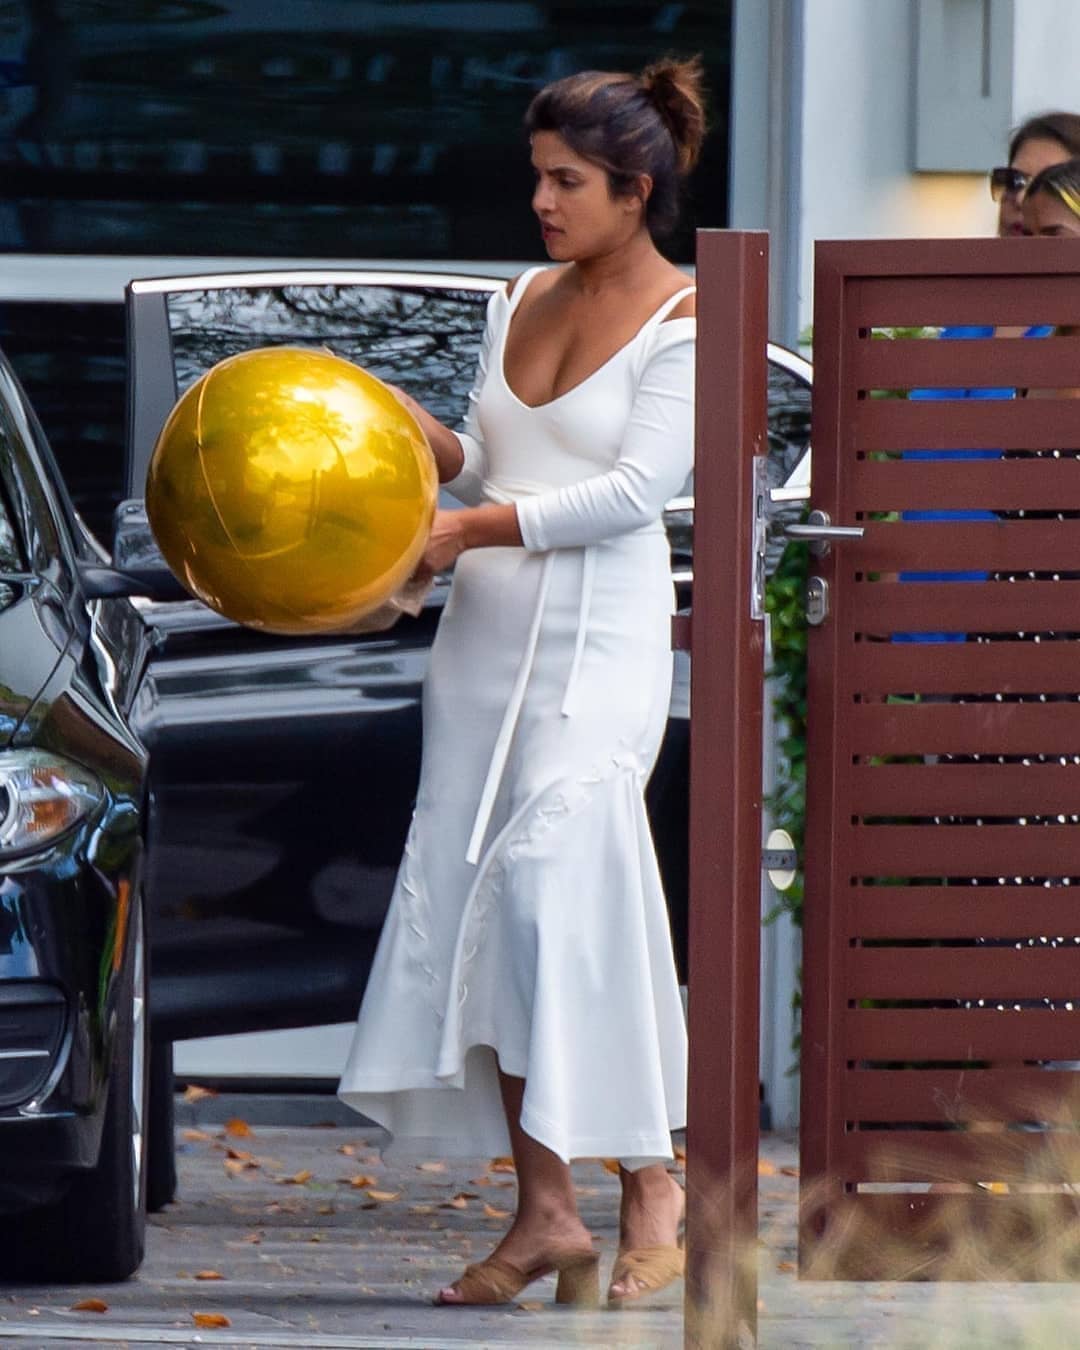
[79,499,189,602]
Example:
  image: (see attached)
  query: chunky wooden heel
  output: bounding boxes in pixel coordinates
[436,1247,599,1308]
[554,1253,600,1308]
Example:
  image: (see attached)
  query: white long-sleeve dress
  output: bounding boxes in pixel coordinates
[338,267,694,1164]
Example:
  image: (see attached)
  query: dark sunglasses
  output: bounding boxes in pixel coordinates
[989,166,1031,201]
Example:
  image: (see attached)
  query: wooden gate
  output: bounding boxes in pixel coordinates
[801,239,1080,1280]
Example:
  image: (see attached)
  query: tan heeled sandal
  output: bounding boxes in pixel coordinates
[607,1244,685,1308]
[435,1249,600,1308]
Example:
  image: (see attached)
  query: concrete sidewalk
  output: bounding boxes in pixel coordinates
[1,1104,1079,1347]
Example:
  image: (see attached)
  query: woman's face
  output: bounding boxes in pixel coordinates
[530,129,645,261]
[1022,189,1080,237]
[999,135,1073,236]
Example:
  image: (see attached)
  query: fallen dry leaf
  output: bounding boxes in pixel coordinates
[777,1260,796,1273]
[343,1173,378,1189]
[225,1147,254,1162]
[469,1175,493,1186]
[182,1084,217,1103]
[483,1203,511,1219]
[192,1312,231,1329]
[410,1203,436,1214]
[417,1160,447,1173]
[601,1158,621,1175]
[277,1169,314,1186]
[758,1160,777,1176]
[338,1143,357,1156]
[518,1300,544,1311]
[223,1117,253,1139]
[182,1128,212,1143]
[71,1299,108,1313]
[240,1232,262,1244]
[779,1166,799,1178]
[441,1196,469,1210]
[317,1203,336,1215]
[674,1144,687,1162]
[195,1270,224,1281]
[366,1188,402,1202]
[489,1156,516,1173]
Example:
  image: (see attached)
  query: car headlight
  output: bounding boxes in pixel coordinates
[0,751,104,856]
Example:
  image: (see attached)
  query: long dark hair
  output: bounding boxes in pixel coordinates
[524,56,707,240]
[1009,112,1080,164]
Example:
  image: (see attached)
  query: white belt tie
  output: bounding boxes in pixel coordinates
[465,546,595,865]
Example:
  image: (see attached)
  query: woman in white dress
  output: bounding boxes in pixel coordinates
[338,55,704,1310]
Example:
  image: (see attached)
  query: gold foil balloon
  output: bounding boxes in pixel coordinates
[146,346,438,635]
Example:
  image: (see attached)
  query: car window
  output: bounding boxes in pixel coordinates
[165,283,492,430]
[767,357,812,485]
[0,477,22,574]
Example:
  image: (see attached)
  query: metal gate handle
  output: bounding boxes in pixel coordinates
[784,509,865,556]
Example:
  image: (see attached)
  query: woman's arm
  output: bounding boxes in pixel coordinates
[414,502,522,579]
[387,386,466,483]
[389,287,505,500]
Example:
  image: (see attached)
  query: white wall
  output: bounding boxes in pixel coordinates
[732,0,1080,341]
[797,0,995,336]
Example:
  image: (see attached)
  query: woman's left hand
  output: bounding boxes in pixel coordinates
[414,510,468,581]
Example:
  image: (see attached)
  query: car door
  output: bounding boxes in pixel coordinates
[123,269,812,1045]
[124,273,502,1041]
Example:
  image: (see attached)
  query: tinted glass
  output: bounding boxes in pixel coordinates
[767,358,812,485]
[764,356,811,572]
[0,474,22,574]
[0,302,126,545]
[0,2,731,262]
[166,283,493,428]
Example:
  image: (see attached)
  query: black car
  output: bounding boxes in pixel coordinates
[0,352,153,1279]
[0,269,811,1280]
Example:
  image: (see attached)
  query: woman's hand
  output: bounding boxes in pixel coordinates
[414,510,468,582]
[384,384,465,483]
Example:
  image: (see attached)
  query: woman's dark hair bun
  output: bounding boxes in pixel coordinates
[639,54,707,174]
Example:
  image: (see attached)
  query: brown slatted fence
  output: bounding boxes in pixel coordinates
[801,239,1080,1281]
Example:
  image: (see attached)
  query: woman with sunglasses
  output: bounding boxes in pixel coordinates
[991,112,1080,236]
[896,112,1080,642]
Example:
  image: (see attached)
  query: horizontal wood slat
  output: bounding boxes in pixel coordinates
[847,700,1080,756]
[851,763,1080,815]
[847,269,1080,327]
[849,641,1080,696]
[854,335,1080,391]
[854,520,1080,573]
[850,887,1080,940]
[840,1128,1080,1184]
[844,1068,1080,1123]
[855,399,1080,452]
[849,457,1080,511]
[843,823,1080,875]
[849,580,1080,632]
[848,946,1080,1000]
[844,1008,1080,1060]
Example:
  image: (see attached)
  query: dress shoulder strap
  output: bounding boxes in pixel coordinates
[505,266,548,316]
[650,284,697,326]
